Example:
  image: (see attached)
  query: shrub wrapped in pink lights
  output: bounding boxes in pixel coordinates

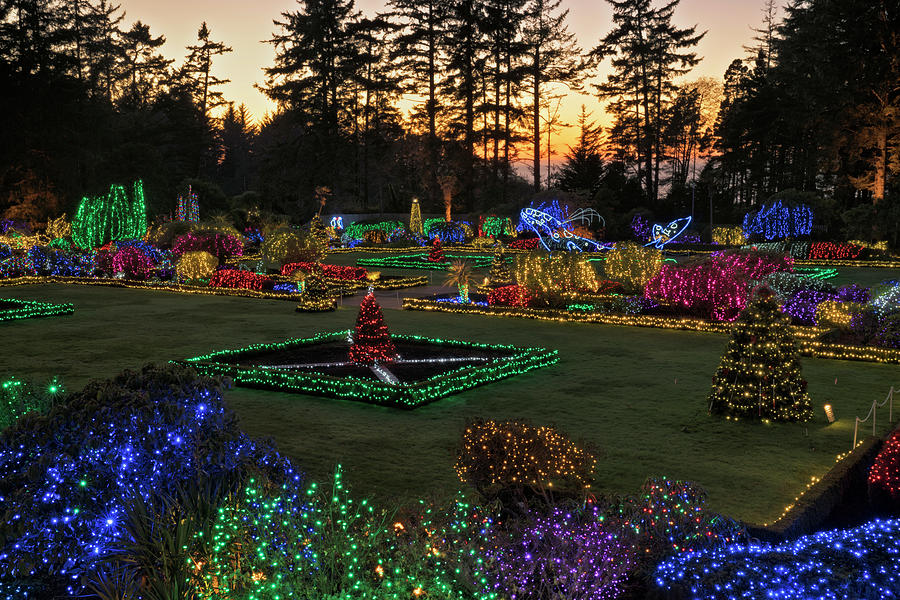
[110,246,154,280]
[644,251,792,321]
[171,232,243,263]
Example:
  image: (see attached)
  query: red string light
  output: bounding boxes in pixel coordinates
[348,291,397,364]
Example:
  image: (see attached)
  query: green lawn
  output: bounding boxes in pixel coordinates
[0,281,897,525]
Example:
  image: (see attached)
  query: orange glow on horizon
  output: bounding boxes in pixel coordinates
[124,0,776,172]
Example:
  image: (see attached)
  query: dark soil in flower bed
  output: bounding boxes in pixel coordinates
[0,299,21,309]
[224,339,513,383]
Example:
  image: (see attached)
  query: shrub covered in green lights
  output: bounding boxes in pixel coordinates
[71,180,147,249]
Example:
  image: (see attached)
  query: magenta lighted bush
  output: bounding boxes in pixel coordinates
[171,232,243,263]
[111,246,154,280]
[645,251,792,321]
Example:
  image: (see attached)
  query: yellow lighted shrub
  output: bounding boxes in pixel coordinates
[603,242,663,293]
[261,228,324,265]
[816,301,863,329]
[515,251,597,293]
[712,226,746,246]
[176,251,218,280]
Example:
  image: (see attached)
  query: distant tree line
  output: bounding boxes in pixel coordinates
[0,0,897,244]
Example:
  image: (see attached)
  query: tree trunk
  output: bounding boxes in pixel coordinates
[532,48,541,192]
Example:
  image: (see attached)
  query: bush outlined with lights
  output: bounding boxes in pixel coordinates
[0,297,74,322]
[176,330,558,409]
[0,364,302,597]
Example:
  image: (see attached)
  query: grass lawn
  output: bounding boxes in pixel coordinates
[0,281,897,525]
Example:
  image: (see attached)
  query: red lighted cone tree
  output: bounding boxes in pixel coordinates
[428,237,447,262]
[348,290,397,364]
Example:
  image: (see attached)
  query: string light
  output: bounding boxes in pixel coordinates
[807,241,864,260]
[487,285,532,307]
[208,269,271,291]
[171,231,243,263]
[604,242,663,292]
[343,220,404,242]
[712,226,745,246]
[175,251,218,281]
[178,330,558,408]
[707,289,813,422]
[409,199,423,235]
[71,180,147,249]
[514,251,598,293]
[428,238,448,263]
[110,245,154,280]
[868,430,900,505]
[282,261,368,280]
[455,419,596,491]
[0,297,74,322]
[742,199,813,240]
[348,290,398,364]
[654,518,900,599]
[175,185,199,222]
[480,216,513,238]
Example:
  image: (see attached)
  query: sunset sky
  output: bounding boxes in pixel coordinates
[123,0,776,166]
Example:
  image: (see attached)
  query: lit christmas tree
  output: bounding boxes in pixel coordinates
[488,247,512,285]
[428,237,447,262]
[348,289,397,365]
[309,214,329,247]
[708,288,813,422]
[409,197,423,235]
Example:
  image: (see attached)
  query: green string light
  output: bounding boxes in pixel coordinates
[71,180,148,249]
[175,331,558,409]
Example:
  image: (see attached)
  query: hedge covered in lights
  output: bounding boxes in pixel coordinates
[654,518,900,599]
[869,430,900,510]
[644,250,792,321]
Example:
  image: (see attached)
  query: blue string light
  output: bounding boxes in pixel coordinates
[654,518,900,599]
[742,199,813,240]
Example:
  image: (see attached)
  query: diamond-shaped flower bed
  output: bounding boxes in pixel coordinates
[0,298,74,322]
[176,331,558,409]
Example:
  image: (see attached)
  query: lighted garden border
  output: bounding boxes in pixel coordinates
[174,330,559,409]
[402,298,900,365]
[0,297,74,322]
[357,252,513,270]
[0,275,334,303]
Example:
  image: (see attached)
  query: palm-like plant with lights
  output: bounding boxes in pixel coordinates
[444,260,474,303]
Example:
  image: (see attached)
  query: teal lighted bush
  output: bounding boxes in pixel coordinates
[71,180,147,249]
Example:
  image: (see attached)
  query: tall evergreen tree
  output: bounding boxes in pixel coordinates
[261,0,362,204]
[119,21,171,109]
[522,0,588,192]
[592,0,704,205]
[556,105,604,196]
[181,22,232,123]
[388,0,448,208]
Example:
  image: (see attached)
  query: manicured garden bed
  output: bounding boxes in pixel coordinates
[176,331,558,408]
[1,283,897,525]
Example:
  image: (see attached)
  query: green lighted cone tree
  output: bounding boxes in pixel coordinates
[71,180,148,249]
[708,288,813,422]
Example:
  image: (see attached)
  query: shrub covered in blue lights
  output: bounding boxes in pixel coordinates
[424,219,469,243]
[0,364,301,596]
[654,518,900,599]
[742,199,813,240]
